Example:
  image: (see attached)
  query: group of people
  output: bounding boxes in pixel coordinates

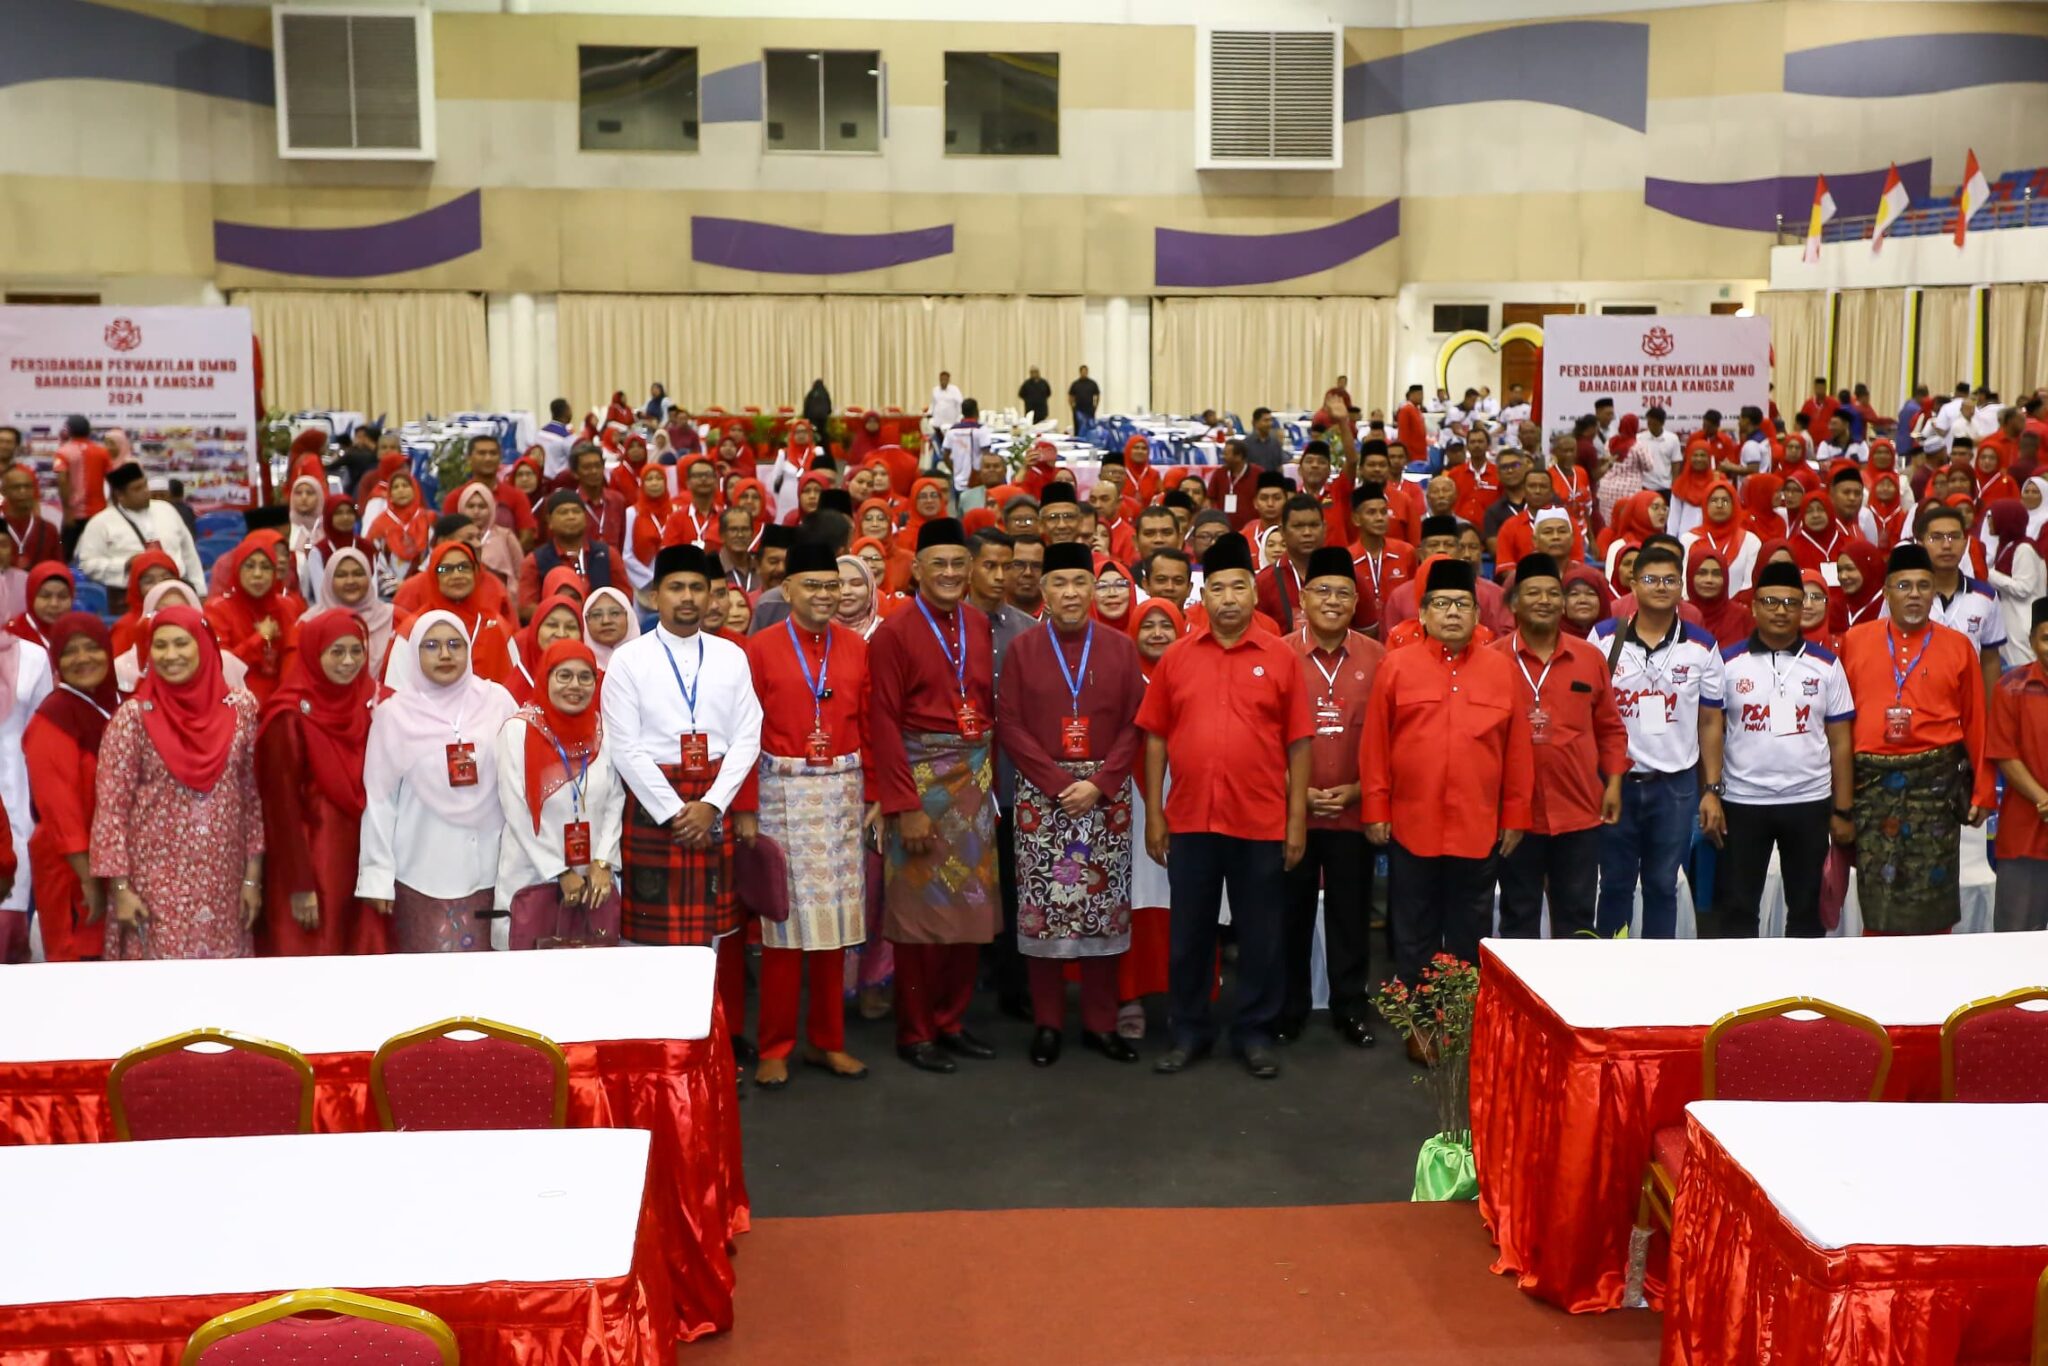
[7,368,2048,1090]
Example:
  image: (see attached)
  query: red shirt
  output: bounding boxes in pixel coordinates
[1685,430,1740,471]
[1385,482,1425,547]
[1494,509,1584,570]
[1349,539,1415,637]
[54,438,109,521]
[1135,626,1313,841]
[1286,627,1385,830]
[1449,460,1501,525]
[745,620,874,800]
[1551,463,1594,526]
[1838,619,1995,808]
[1395,403,1429,464]
[3,511,64,571]
[1989,663,2048,860]
[1255,559,1310,633]
[578,488,629,553]
[867,596,996,813]
[1489,630,1629,835]
[1205,465,1262,531]
[1360,636,1535,857]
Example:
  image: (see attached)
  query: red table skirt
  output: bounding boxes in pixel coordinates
[1661,1112,2048,1365]
[0,1017,747,1346]
[0,1147,683,1366]
[1470,945,1943,1313]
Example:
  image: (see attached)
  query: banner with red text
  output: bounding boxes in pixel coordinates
[1540,315,1770,437]
[0,306,257,508]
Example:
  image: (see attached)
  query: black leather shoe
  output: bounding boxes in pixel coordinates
[896,1042,957,1074]
[1154,1044,1209,1074]
[1081,1030,1140,1063]
[1338,1017,1378,1049]
[1240,1044,1281,1080]
[731,1035,758,1065]
[1029,1027,1062,1066]
[1274,1017,1305,1043]
[997,993,1035,1023]
[938,1029,997,1060]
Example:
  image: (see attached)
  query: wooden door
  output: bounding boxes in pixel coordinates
[1500,302,1582,399]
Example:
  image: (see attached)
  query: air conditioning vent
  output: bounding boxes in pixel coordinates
[1197,27,1340,171]
[274,6,436,160]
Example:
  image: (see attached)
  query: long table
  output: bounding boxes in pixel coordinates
[1470,932,2048,1312]
[0,1128,669,1364]
[1663,1102,2048,1364]
[0,948,744,1341]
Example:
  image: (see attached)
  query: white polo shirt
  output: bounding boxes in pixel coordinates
[1816,439,1868,466]
[1637,430,1681,491]
[1882,576,2006,653]
[1739,434,1775,473]
[1589,616,1725,775]
[1717,638,1855,805]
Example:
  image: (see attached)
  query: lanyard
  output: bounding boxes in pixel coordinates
[1627,621,1676,692]
[915,596,968,698]
[3,518,24,557]
[537,722,588,818]
[659,630,705,727]
[1889,624,1932,703]
[1357,549,1383,598]
[785,618,831,722]
[58,684,110,720]
[1764,642,1806,696]
[1047,621,1093,713]
[1512,633,1557,702]
[1301,630,1345,699]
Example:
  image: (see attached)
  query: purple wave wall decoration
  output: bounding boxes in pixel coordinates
[1786,32,2048,99]
[1644,160,1932,233]
[691,217,953,275]
[1154,202,1400,289]
[0,0,274,105]
[1344,22,1648,131]
[213,192,484,278]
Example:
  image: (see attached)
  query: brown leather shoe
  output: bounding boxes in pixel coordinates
[803,1046,869,1079]
[754,1057,790,1089]
[857,985,893,1021]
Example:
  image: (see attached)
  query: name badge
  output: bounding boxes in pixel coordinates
[445,742,478,788]
[806,728,833,766]
[1528,706,1551,745]
[1770,694,1800,736]
[1223,493,1239,514]
[563,820,592,865]
[1061,715,1091,759]
[956,698,987,742]
[1820,562,1841,588]
[681,732,710,775]
[1638,694,1669,736]
[1314,703,1345,738]
[1884,705,1912,743]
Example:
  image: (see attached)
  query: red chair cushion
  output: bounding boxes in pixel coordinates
[120,1047,304,1140]
[1649,1123,1687,1187]
[1952,1004,2048,1101]
[380,1034,557,1131]
[1712,1014,1886,1101]
[198,1313,441,1366]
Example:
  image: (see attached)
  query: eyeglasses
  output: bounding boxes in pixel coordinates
[1423,596,1474,612]
[1634,574,1679,589]
[1041,510,1080,525]
[1753,595,1803,611]
[1305,584,1357,600]
[1923,530,1965,544]
[435,562,475,576]
[1890,580,1934,595]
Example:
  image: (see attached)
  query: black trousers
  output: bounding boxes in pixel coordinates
[1280,827,1374,1026]
[984,807,1027,1000]
[1167,833,1284,1053]
[1388,839,1496,983]
[1496,826,1603,939]
[1708,798,1832,938]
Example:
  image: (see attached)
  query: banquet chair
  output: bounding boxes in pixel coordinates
[107,1028,315,1141]
[1623,996,1891,1305]
[1940,986,2048,1101]
[182,1288,457,1366]
[371,1017,569,1132]
[2035,1262,2048,1366]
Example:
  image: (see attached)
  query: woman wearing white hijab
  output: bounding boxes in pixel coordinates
[357,609,518,952]
[319,546,395,680]
[113,579,251,695]
[2022,475,2048,541]
[580,586,640,672]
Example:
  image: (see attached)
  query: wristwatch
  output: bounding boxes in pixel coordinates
[1703,781,1724,797]
[1832,807,1854,820]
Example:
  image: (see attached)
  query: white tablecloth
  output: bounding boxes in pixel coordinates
[0,1128,648,1304]
[0,946,714,1065]
[1485,930,2048,1031]
[1690,1101,2048,1249]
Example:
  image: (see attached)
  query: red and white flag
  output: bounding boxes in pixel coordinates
[1955,149,1990,247]
[1870,164,1910,254]
[1803,175,1835,264]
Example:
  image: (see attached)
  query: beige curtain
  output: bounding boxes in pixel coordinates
[556,295,1081,417]
[1832,288,1907,413]
[1756,290,1830,405]
[235,290,488,420]
[1917,287,1976,399]
[1149,297,1396,421]
[1987,283,2044,402]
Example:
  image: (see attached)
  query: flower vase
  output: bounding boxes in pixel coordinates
[1411,1129,1477,1202]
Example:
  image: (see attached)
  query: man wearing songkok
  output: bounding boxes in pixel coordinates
[1589,544,1725,938]
[1490,553,1626,939]
[870,516,1001,1072]
[1839,542,1995,933]
[1346,480,1413,639]
[75,461,203,606]
[1138,532,1311,1080]
[1249,469,1291,539]
[1362,556,1531,1020]
[1699,559,1855,938]
[743,540,874,1088]
[1036,482,1085,547]
[1377,515,1513,639]
[1281,546,1384,1046]
[1988,599,2048,930]
[1254,493,1329,633]
[996,541,1147,1067]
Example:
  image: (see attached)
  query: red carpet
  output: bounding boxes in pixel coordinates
[692,1203,1660,1365]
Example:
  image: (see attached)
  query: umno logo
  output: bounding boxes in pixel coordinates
[103,317,142,352]
[1641,326,1676,359]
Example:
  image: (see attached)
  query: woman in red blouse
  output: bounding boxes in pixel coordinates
[22,613,110,961]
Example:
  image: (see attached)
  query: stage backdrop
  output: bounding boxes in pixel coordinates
[0,305,258,508]
[1540,314,1769,435]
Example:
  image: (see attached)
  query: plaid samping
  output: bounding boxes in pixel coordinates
[622,760,739,946]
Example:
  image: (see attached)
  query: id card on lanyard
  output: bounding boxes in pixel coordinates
[1886,626,1931,743]
[541,724,592,864]
[1303,631,1346,737]
[1048,620,1094,758]
[785,618,835,765]
[917,597,984,740]
[1512,634,1555,744]
[660,631,711,774]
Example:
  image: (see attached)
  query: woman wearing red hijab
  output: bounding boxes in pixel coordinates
[1740,471,1788,542]
[302,494,363,607]
[255,610,379,956]
[624,462,674,592]
[608,434,653,506]
[848,410,886,464]
[1121,435,1163,506]
[855,497,897,547]
[23,614,115,961]
[1560,563,1613,639]
[507,451,547,516]
[895,477,951,553]
[1982,497,2047,667]
[107,550,183,659]
[1973,440,2023,506]
[367,467,434,574]
[391,541,517,686]
[1598,489,1666,588]
[1828,539,1887,635]
[1121,596,1187,1037]
[92,606,264,960]
[781,468,835,526]
[206,533,303,704]
[1666,439,1720,540]
[1092,559,1137,631]
[1686,543,1752,647]
[8,563,74,649]
[505,593,584,706]
[1679,476,1762,593]
[1863,470,1910,548]
[1788,490,1847,572]
[1798,569,1839,650]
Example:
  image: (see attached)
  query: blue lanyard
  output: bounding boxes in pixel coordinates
[785,618,831,716]
[1046,621,1093,715]
[658,630,705,727]
[537,722,589,818]
[914,596,968,698]
[1889,624,1932,703]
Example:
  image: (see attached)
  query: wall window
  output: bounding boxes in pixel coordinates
[1601,304,1658,315]
[944,52,1058,156]
[1432,303,1491,333]
[579,46,698,152]
[764,50,881,152]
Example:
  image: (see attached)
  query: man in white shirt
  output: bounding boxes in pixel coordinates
[74,462,203,606]
[1736,405,1775,473]
[1589,544,1726,938]
[1474,386,1501,419]
[1497,384,1532,427]
[939,397,999,491]
[1637,406,1681,492]
[1698,561,1855,938]
[1815,411,1868,466]
[928,371,965,447]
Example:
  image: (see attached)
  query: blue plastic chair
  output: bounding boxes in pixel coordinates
[71,578,108,617]
[194,510,243,537]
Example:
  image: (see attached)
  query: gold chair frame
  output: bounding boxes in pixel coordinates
[107,1027,316,1142]
[2033,1262,2048,1366]
[181,1288,458,1366]
[1939,985,2048,1101]
[369,1016,569,1131]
